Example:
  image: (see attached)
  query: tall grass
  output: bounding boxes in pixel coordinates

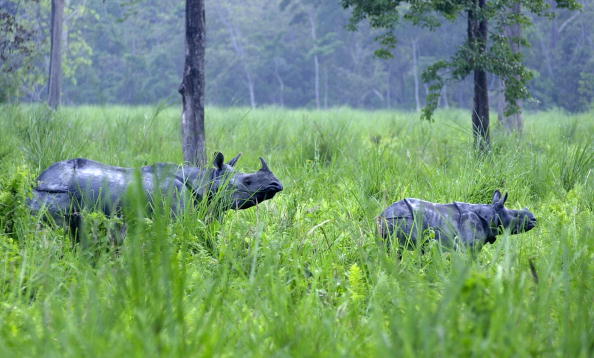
[0,105,592,356]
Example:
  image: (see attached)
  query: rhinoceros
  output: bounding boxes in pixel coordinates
[28,152,283,235]
[377,190,536,248]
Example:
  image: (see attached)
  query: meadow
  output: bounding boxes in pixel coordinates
[0,105,592,357]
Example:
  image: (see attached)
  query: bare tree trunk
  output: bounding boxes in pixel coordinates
[441,82,449,108]
[508,2,523,132]
[386,63,392,108]
[247,79,256,109]
[498,2,524,133]
[313,55,320,109]
[323,67,327,109]
[497,77,506,125]
[456,82,466,109]
[307,11,320,109]
[412,39,421,112]
[273,59,284,107]
[400,72,407,107]
[215,4,256,109]
[537,29,554,78]
[179,0,206,165]
[48,0,65,110]
[468,0,490,151]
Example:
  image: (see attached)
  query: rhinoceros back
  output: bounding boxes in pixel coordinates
[378,198,460,245]
[35,159,79,192]
[35,158,136,213]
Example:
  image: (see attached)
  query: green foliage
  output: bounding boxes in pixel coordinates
[0,106,592,356]
[348,263,367,307]
[342,0,582,120]
[82,210,125,248]
[2,0,591,113]
[0,0,44,102]
[11,106,84,170]
[0,166,33,239]
[559,142,594,192]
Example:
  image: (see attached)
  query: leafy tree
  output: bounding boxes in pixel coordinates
[527,3,594,112]
[342,0,582,149]
[1,0,590,112]
[0,0,41,102]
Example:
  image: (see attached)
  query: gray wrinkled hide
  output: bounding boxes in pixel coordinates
[377,190,536,248]
[28,153,283,234]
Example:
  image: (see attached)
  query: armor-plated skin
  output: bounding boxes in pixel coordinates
[29,152,283,229]
[377,190,536,248]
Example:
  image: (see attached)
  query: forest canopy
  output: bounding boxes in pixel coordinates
[1,0,593,112]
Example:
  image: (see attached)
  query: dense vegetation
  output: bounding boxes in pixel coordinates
[2,0,593,111]
[0,106,592,356]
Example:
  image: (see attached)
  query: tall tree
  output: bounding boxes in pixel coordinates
[498,2,523,133]
[411,38,421,112]
[0,0,39,102]
[48,0,65,109]
[468,0,490,149]
[179,0,206,165]
[307,7,320,109]
[213,1,257,109]
[281,0,331,109]
[342,0,581,150]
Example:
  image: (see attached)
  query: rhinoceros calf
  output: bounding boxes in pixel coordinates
[28,152,283,234]
[377,190,536,248]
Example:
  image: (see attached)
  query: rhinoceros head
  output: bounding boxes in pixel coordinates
[490,190,537,235]
[208,152,283,210]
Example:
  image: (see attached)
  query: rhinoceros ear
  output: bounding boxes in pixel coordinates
[492,190,502,205]
[227,153,242,167]
[501,192,508,206]
[213,152,225,170]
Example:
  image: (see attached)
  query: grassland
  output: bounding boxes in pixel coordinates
[0,105,592,357]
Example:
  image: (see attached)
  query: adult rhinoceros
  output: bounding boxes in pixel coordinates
[377,190,536,249]
[29,152,283,235]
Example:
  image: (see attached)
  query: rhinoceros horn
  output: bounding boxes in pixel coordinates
[259,157,270,172]
[227,153,242,167]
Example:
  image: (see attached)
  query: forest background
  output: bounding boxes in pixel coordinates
[1,0,593,113]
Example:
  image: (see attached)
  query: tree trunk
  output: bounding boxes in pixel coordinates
[537,29,554,78]
[441,82,449,108]
[179,0,206,165]
[386,63,392,108]
[323,66,328,109]
[307,11,320,109]
[273,59,284,107]
[497,77,506,125]
[498,2,523,133]
[215,4,256,109]
[412,39,421,112]
[247,78,256,109]
[468,0,490,151]
[456,82,466,109]
[48,0,65,110]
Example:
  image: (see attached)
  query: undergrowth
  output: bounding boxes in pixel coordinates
[0,105,592,357]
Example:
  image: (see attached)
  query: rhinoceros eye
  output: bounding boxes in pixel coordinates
[244,178,252,186]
